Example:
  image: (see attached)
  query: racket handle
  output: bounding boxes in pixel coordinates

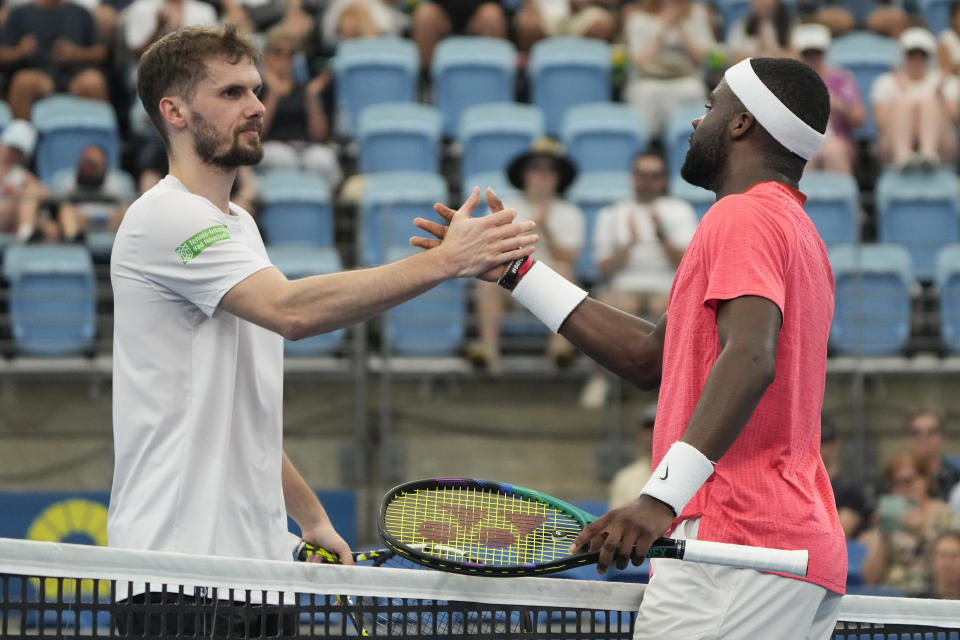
[678,539,808,577]
[295,540,342,563]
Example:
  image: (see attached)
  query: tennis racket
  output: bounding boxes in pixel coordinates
[377,477,809,578]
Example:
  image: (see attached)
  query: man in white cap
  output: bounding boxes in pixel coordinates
[0,120,49,240]
[871,26,959,170]
[415,56,844,639]
[792,23,864,175]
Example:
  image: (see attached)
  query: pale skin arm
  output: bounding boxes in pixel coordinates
[281,451,353,564]
[221,188,537,340]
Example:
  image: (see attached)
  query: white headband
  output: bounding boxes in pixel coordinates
[724,58,824,161]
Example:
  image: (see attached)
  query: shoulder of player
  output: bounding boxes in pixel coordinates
[703,190,795,235]
[125,183,231,234]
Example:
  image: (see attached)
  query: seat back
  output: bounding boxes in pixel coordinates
[360,172,449,266]
[459,102,545,179]
[259,169,334,246]
[561,102,647,173]
[31,95,120,183]
[799,171,860,247]
[528,37,611,137]
[357,103,442,173]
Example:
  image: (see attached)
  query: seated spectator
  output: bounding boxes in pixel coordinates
[865,0,910,39]
[579,150,697,407]
[924,530,960,599]
[0,120,48,239]
[258,25,342,187]
[467,138,585,373]
[608,402,657,508]
[0,0,109,120]
[727,0,794,62]
[320,0,409,48]
[122,0,218,61]
[410,1,508,71]
[623,0,713,139]
[938,0,960,76]
[791,23,864,175]
[820,418,872,539]
[56,144,132,242]
[861,450,955,596]
[514,1,619,54]
[903,408,960,503]
[871,27,959,171]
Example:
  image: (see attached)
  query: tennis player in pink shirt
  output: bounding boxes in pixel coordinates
[416,56,845,639]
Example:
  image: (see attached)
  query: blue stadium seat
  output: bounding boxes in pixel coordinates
[936,245,960,354]
[875,168,960,282]
[31,95,120,184]
[716,0,753,38]
[357,102,442,174]
[668,177,714,220]
[360,171,449,266]
[259,169,334,246]
[826,32,899,141]
[567,171,633,285]
[828,243,914,356]
[383,246,467,356]
[799,171,860,247]
[921,0,952,36]
[845,539,867,587]
[461,170,522,217]
[528,37,611,137]
[331,37,418,137]
[459,102,545,179]
[560,103,647,173]
[432,36,517,138]
[267,245,345,355]
[3,244,96,356]
[0,100,11,132]
[664,102,707,178]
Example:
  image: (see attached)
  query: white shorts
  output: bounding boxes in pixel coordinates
[633,519,842,640]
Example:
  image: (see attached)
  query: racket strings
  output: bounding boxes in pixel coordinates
[383,485,582,567]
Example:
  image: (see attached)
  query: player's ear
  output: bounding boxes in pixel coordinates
[729,112,754,140]
[159,96,188,132]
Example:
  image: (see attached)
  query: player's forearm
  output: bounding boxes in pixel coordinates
[281,451,330,532]
[561,297,664,389]
[679,340,776,462]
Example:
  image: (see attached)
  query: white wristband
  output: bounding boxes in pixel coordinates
[510,260,588,333]
[640,441,715,517]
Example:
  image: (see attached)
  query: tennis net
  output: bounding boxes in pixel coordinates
[1,537,959,639]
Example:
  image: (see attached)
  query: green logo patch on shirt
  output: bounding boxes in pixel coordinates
[175,225,231,264]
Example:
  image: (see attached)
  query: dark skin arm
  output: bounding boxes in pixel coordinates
[569,295,782,573]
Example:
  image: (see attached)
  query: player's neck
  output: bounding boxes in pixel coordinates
[714,161,798,200]
[168,154,238,214]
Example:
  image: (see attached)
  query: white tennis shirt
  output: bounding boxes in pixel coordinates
[108,175,289,563]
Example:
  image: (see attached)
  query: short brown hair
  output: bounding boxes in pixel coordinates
[137,24,261,149]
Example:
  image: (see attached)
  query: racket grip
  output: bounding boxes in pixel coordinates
[680,540,808,577]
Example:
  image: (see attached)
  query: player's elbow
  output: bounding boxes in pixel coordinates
[622,344,663,390]
[740,345,777,391]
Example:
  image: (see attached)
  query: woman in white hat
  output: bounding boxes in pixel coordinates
[871,26,960,170]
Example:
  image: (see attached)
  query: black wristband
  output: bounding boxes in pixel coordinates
[497,256,530,291]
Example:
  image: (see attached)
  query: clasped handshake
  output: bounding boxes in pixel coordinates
[409,186,539,282]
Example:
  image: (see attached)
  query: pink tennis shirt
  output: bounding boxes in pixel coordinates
[654,181,846,594]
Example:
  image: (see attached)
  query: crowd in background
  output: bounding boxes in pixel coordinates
[3,0,960,600]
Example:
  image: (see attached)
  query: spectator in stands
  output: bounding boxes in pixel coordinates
[56,144,132,242]
[320,0,409,48]
[122,0,218,60]
[608,403,657,508]
[727,0,794,62]
[0,0,109,120]
[865,0,910,39]
[258,25,342,188]
[938,1,960,75]
[924,530,960,599]
[622,0,714,139]
[791,23,863,175]
[579,150,697,408]
[820,418,872,539]
[514,1,619,54]
[410,1,509,71]
[871,27,960,171]
[219,0,314,41]
[861,450,954,596]
[903,408,960,503]
[0,120,47,240]
[467,138,584,373]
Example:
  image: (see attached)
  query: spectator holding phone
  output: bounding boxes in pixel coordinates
[861,450,955,595]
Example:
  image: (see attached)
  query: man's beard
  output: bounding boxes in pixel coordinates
[191,112,263,169]
[680,130,728,192]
